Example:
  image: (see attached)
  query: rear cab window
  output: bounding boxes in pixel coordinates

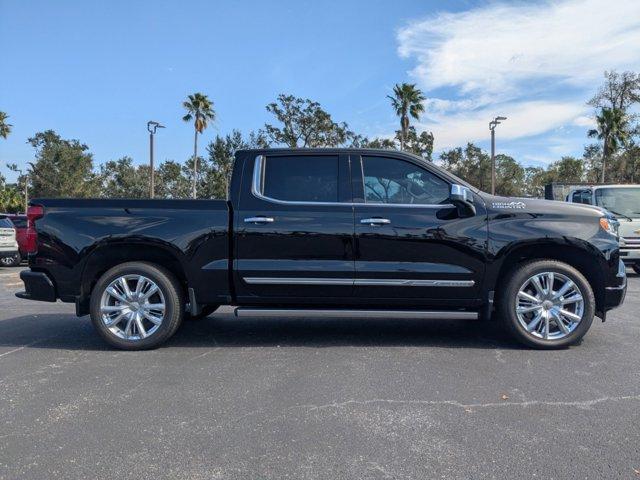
[257,155,340,203]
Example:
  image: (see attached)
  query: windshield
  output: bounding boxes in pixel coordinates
[594,187,640,219]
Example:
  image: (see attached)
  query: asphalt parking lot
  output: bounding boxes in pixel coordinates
[0,266,639,479]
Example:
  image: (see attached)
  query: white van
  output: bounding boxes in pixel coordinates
[566,185,640,273]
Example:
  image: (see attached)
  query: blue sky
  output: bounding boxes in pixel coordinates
[1,0,639,182]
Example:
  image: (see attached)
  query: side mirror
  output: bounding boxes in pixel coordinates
[450,184,476,217]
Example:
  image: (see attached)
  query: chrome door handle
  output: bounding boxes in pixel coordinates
[244,216,274,224]
[360,218,391,226]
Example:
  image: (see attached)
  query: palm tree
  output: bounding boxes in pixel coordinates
[182,93,216,198]
[588,107,629,183]
[0,111,12,139]
[387,84,425,150]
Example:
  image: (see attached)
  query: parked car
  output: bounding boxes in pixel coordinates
[16,149,627,350]
[0,216,19,266]
[0,214,27,267]
[566,185,640,274]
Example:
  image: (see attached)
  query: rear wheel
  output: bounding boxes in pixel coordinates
[0,252,21,267]
[498,260,595,349]
[89,262,184,350]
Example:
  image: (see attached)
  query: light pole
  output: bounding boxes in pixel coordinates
[489,116,507,195]
[15,168,28,213]
[147,121,165,198]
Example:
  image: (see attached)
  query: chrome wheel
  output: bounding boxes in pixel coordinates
[99,275,166,341]
[516,271,584,340]
[0,254,20,266]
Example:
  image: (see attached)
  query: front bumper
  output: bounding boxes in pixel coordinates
[620,249,640,264]
[0,247,19,258]
[15,270,57,302]
[604,259,627,311]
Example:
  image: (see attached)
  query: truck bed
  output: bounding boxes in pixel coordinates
[27,198,231,311]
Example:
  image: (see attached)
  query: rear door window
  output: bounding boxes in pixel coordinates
[261,155,339,203]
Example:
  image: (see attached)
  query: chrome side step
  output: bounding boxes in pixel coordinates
[232,308,477,320]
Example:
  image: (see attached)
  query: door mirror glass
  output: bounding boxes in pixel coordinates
[450,184,476,217]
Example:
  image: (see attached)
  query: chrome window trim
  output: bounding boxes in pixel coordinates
[251,155,454,209]
[243,276,475,287]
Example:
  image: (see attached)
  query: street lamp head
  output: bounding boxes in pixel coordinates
[147,121,165,134]
[489,116,507,130]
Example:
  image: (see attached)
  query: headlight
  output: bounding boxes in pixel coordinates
[599,217,619,236]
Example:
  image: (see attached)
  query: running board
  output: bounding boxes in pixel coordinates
[232,308,477,320]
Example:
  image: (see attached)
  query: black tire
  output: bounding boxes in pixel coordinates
[632,264,640,275]
[185,304,219,321]
[89,262,184,350]
[498,260,595,349]
[0,252,21,267]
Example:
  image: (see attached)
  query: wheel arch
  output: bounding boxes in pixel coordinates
[490,239,607,317]
[78,241,188,314]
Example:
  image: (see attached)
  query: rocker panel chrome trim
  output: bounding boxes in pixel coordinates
[233,307,478,320]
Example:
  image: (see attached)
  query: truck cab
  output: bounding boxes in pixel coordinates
[567,185,640,273]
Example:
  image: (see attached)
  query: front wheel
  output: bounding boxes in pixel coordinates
[498,260,595,349]
[89,262,184,350]
[632,264,640,275]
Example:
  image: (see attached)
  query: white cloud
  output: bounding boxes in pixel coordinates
[426,100,584,149]
[397,0,640,151]
[573,115,595,128]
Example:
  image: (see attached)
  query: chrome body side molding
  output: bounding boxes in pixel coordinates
[243,277,475,287]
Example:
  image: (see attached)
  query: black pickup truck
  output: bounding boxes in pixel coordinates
[17,148,627,349]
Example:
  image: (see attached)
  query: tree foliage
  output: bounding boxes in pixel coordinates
[588,108,630,182]
[0,172,23,213]
[263,94,354,148]
[0,111,12,139]
[182,93,216,134]
[99,157,151,199]
[28,130,99,198]
[387,83,425,150]
[183,92,216,198]
[589,71,640,111]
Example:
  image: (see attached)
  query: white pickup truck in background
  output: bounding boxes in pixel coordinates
[0,216,19,264]
[566,184,640,274]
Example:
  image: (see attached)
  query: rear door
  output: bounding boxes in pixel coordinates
[351,154,486,304]
[234,152,355,303]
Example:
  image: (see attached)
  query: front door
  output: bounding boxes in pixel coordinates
[352,154,486,304]
[234,152,355,304]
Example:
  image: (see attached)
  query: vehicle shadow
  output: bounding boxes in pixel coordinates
[0,312,525,351]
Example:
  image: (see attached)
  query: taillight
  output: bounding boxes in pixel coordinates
[25,205,44,254]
